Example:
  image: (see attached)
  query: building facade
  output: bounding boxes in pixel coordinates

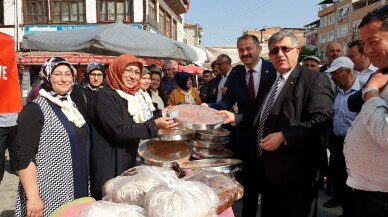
[244,27,306,47]
[316,0,385,62]
[0,0,189,50]
[183,23,202,47]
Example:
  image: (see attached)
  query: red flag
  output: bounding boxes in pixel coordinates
[187,0,190,11]
[0,32,22,113]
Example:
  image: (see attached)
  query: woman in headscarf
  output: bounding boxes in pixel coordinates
[90,54,177,199]
[14,57,89,217]
[135,68,156,122]
[167,72,201,106]
[149,71,165,111]
[79,62,106,100]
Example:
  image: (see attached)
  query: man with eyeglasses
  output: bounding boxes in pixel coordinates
[160,60,177,104]
[221,31,333,216]
[324,56,360,217]
[343,5,388,217]
[208,34,276,217]
[206,54,233,103]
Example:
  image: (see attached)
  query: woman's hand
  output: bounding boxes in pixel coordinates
[155,117,179,129]
[26,194,43,217]
[218,110,235,124]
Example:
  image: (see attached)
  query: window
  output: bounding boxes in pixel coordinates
[24,0,48,24]
[148,0,156,20]
[328,14,335,25]
[338,4,350,18]
[336,24,349,38]
[320,16,327,27]
[172,19,177,40]
[159,7,165,34]
[320,33,326,44]
[353,20,361,34]
[327,31,334,42]
[52,0,85,23]
[98,0,133,22]
[183,39,187,44]
[165,14,171,38]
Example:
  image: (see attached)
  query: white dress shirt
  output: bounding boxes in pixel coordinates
[216,70,231,102]
[353,64,378,84]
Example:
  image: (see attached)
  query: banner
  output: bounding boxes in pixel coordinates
[0,32,22,113]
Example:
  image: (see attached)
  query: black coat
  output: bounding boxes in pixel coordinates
[90,87,160,199]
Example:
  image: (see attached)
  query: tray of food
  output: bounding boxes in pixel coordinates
[154,127,196,141]
[195,128,230,141]
[168,105,226,130]
[191,146,233,159]
[189,139,227,150]
[180,158,243,176]
[138,139,191,167]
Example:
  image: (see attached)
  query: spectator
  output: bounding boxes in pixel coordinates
[135,67,156,121]
[211,60,220,76]
[167,72,201,106]
[14,57,89,216]
[347,40,378,83]
[160,60,177,104]
[199,70,213,102]
[302,56,321,72]
[344,6,388,217]
[320,41,344,72]
[149,71,165,111]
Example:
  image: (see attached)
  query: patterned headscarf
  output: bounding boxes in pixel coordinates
[39,57,77,94]
[80,62,106,90]
[174,72,193,91]
[106,54,143,95]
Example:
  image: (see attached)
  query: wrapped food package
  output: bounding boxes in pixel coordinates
[121,165,174,176]
[144,180,219,217]
[102,176,127,200]
[183,169,244,213]
[103,166,178,206]
[79,201,145,217]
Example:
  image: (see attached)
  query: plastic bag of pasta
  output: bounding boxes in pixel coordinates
[183,169,244,213]
[105,166,178,206]
[144,179,219,217]
[79,201,145,217]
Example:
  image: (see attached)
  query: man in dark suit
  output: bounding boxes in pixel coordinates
[319,41,344,73]
[208,34,276,216]
[205,54,233,103]
[221,31,334,217]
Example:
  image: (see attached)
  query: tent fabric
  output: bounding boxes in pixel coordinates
[21,20,206,62]
[0,32,23,113]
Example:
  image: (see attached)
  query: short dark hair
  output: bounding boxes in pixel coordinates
[218,54,232,65]
[237,34,260,47]
[211,60,217,68]
[359,5,388,31]
[326,41,342,51]
[348,40,364,54]
[202,70,212,76]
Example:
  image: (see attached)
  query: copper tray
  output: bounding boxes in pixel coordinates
[170,105,226,130]
[155,127,196,141]
[189,139,227,150]
[180,159,243,176]
[138,139,191,167]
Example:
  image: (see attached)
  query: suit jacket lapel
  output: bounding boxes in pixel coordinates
[253,71,276,127]
[271,65,302,112]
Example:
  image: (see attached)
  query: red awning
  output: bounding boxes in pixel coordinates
[16,51,117,65]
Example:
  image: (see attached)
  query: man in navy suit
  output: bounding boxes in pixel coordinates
[221,31,333,217]
[208,34,276,216]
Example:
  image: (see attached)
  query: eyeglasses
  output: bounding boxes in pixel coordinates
[269,46,296,55]
[215,61,227,67]
[51,72,73,80]
[89,73,103,78]
[124,68,141,75]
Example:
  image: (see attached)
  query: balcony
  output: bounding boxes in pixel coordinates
[164,0,188,15]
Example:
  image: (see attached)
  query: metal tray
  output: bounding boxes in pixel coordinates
[171,105,226,130]
[138,139,191,167]
[154,127,196,141]
[195,128,230,141]
[191,146,233,159]
[180,158,243,176]
[190,139,227,150]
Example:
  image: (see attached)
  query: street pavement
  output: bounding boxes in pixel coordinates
[0,151,342,217]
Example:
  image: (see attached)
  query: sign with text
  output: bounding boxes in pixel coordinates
[25,24,143,35]
[0,32,22,113]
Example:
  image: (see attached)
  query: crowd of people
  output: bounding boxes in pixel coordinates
[0,5,387,217]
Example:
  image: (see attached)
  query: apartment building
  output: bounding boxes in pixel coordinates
[0,0,189,50]
[244,27,306,47]
[316,0,385,62]
[183,23,202,47]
